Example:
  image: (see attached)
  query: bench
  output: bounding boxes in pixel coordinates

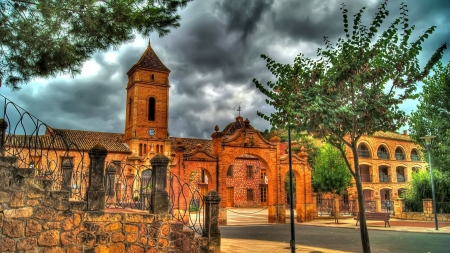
[354,212,390,227]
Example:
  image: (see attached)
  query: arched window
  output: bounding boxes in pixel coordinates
[411,149,419,161]
[148,97,156,121]
[139,143,142,156]
[161,145,164,154]
[377,145,389,159]
[395,147,405,160]
[128,98,132,123]
[227,165,233,177]
[144,144,147,154]
[151,74,154,81]
[357,143,371,158]
[156,144,159,153]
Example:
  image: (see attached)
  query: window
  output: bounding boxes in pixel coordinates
[128,98,132,123]
[144,144,147,154]
[60,156,74,168]
[260,169,267,184]
[377,146,389,159]
[411,149,419,161]
[227,165,233,177]
[139,143,143,156]
[151,74,154,81]
[357,143,371,158]
[30,156,42,174]
[395,147,405,160]
[148,97,156,121]
[246,165,253,178]
[246,189,254,201]
[260,187,267,203]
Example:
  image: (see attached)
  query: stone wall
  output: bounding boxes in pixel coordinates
[0,157,212,253]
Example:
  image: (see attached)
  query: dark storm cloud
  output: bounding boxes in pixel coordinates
[1,0,449,139]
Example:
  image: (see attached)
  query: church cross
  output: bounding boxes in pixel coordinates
[237,105,241,116]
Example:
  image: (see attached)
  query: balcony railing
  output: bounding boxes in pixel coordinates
[397,174,406,182]
[411,154,420,161]
[361,174,372,183]
[377,151,389,159]
[395,153,405,160]
[379,175,391,182]
[357,149,371,158]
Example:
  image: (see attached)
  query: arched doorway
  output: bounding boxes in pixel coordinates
[225,154,270,207]
[363,189,375,211]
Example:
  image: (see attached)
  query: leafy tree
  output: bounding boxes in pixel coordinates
[0,0,192,89]
[312,144,352,195]
[253,1,447,252]
[403,170,450,203]
[409,62,450,171]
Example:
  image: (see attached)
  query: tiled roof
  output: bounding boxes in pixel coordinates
[371,131,412,141]
[51,129,131,153]
[170,137,212,153]
[133,44,170,73]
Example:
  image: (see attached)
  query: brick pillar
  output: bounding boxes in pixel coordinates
[86,144,108,211]
[61,158,74,193]
[0,119,7,156]
[394,198,404,219]
[374,196,381,212]
[423,199,433,215]
[150,153,169,214]
[312,193,318,218]
[203,190,221,253]
[268,204,285,223]
[333,196,340,218]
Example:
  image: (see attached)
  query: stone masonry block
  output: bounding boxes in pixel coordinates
[26,219,42,236]
[124,213,155,223]
[3,206,33,218]
[0,238,15,251]
[38,230,60,246]
[84,212,122,222]
[17,237,37,251]
[3,219,25,237]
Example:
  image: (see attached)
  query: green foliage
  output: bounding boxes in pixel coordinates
[253,1,446,251]
[312,144,352,195]
[409,62,450,172]
[0,0,192,89]
[403,170,450,202]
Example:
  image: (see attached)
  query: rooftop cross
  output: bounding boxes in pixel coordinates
[237,105,241,116]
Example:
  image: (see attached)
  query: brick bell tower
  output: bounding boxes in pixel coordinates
[124,41,171,159]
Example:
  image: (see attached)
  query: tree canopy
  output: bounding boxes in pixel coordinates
[312,144,352,195]
[0,0,192,89]
[409,62,450,171]
[253,1,447,252]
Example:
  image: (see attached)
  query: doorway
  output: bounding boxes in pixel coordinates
[260,187,267,206]
[226,187,234,207]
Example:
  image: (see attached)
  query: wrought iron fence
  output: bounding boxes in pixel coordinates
[104,163,152,210]
[381,200,394,216]
[339,200,356,216]
[403,201,423,212]
[436,202,450,214]
[317,199,333,216]
[379,175,391,182]
[103,161,205,235]
[168,171,204,235]
[0,94,88,200]
[364,200,376,212]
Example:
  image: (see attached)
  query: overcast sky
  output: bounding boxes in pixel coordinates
[1,0,449,139]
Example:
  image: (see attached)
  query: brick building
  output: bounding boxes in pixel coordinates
[2,44,426,221]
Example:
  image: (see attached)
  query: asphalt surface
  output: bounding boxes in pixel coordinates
[221,224,448,253]
[221,208,449,253]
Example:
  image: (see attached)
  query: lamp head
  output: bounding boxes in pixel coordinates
[420,136,436,146]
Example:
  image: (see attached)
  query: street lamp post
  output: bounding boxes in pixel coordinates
[420,135,439,231]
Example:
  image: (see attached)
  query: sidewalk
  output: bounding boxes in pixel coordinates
[221,208,450,253]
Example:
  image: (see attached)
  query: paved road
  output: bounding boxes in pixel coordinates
[221,224,448,253]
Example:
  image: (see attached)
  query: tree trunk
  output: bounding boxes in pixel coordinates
[353,145,371,253]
